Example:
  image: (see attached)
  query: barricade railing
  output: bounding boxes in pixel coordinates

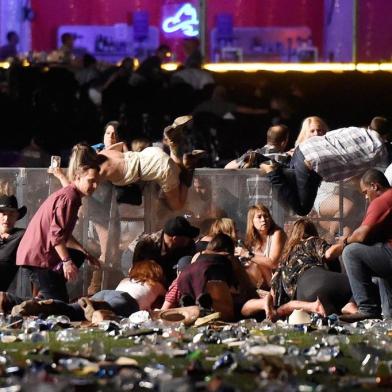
[0,168,365,297]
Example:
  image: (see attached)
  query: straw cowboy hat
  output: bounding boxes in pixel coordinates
[152,305,200,326]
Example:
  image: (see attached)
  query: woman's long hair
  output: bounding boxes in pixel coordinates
[207,218,237,241]
[295,116,328,146]
[67,143,101,181]
[128,260,165,286]
[281,218,319,261]
[245,204,277,250]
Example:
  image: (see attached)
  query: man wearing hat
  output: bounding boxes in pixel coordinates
[129,216,199,284]
[0,195,26,291]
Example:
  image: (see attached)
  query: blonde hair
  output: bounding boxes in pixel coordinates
[295,116,328,146]
[67,143,100,181]
[245,204,277,249]
[207,218,237,240]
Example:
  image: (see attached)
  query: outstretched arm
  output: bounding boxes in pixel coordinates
[48,167,70,187]
[225,159,240,169]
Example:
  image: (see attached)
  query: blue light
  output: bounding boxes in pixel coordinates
[162,3,199,37]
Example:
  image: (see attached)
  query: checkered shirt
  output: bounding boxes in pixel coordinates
[298,127,388,181]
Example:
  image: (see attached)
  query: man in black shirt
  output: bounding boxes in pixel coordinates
[0,195,26,290]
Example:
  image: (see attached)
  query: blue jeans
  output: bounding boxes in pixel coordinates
[267,148,321,216]
[342,242,392,317]
[5,290,139,321]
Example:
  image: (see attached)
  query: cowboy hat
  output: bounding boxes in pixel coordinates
[0,195,27,220]
[152,305,200,326]
[288,309,311,325]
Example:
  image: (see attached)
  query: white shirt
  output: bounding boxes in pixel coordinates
[116,278,166,310]
[299,127,388,182]
[385,162,392,186]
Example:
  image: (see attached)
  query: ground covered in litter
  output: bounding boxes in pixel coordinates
[0,314,392,391]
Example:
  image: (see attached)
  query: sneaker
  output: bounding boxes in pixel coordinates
[339,311,381,323]
[11,299,59,317]
[163,115,193,145]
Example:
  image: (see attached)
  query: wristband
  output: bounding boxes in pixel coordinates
[62,257,72,263]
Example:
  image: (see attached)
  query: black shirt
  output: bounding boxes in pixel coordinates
[0,228,25,264]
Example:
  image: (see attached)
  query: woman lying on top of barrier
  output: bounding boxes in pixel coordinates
[241,218,357,320]
[50,116,205,211]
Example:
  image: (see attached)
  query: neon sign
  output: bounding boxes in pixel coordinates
[162,3,199,37]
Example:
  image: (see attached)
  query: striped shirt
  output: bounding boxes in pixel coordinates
[164,277,180,307]
[298,127,388,181]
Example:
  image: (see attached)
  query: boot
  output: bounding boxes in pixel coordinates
[91,309,117,324]
[78,297,113,322]
[11,299,62,317]
[87,270,103,296]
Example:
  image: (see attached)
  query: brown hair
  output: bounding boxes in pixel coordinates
[128,260,165,286]
[266,125,289,147]
[281,218,319,261]
[131,137,151,152]
[245,204,277,250]
[207,218,237,240]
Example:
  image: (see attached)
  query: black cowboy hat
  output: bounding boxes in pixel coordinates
[0,195,27,220]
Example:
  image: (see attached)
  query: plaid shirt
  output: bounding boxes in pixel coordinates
[299,127,388,181]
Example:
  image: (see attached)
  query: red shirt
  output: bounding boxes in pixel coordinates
[362,188,392,247]
[164,277,180,307]
[16,184,82,269]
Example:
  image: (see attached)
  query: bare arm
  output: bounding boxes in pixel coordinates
[48,167,70,187]
[347,225,372,244]
[224,159,241,169]
[105,142,128,152]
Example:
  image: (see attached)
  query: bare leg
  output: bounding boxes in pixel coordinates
[276,297,326,318]
[163,183,188,211]
[319,195,354,236]
[241,293,276,320]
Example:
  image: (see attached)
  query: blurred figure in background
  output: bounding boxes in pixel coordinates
[0,31,19,60]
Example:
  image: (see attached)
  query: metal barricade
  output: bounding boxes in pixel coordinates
[0,168,365,297]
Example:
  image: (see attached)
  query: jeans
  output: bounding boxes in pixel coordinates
[5,290,139,321]
[342,242,392,317]
[91,290,139,317]
[22,248,86,302]
[267,148,321,216]
[0,262,18,291]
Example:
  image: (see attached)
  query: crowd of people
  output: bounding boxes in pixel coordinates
[1,33,392,325]
[0,110,391,325]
